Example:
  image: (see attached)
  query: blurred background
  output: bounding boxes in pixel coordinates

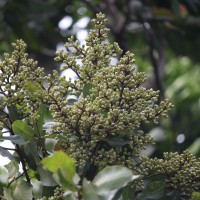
[0,0,200,159]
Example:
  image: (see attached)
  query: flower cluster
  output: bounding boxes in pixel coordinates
[47,13,172,178]
[0,39,73,126]
[0,40,46,120]
[141,150,200,199]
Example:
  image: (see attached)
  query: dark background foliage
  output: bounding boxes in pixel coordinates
[1,0,200,158]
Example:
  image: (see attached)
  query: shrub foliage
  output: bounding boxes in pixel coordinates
[0,13,200,200]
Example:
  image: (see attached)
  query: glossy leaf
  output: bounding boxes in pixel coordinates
[92,166,139,199]
[12,120,35,141]
[21,140,41,170]
[3,188,13,200]
[41,151,76,191]
[121,185,137,200]
[138,181,165,200]
[41,151,75,174]
[37,167,57,186]
[189,138,200,156]
[0,166,8,185]
[34,103,52,137]
[5,161,19,181]
[2,135,27,145]
[83,178,99,200]
[33,104,46,136]
[63,191,77,200]
[0,146,19,162]
[7,105,23,122]
[41,186,57,198]
[45,138,57,153]
[13,179,33,200]
[55,168,77,191]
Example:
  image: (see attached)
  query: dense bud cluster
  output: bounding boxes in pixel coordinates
[141,150,200,199]
[0,39,46,121]
[48,12,172,177]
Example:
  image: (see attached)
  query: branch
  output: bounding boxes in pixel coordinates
[7,172,24,188]
[0,146,16,151]
[142,24,165,101]
[15,145,30,183]
[7,124,31,184]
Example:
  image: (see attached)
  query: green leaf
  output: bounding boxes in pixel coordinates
[33,103,49,136]
[104,137,133,147]
[37,167,57,186]
[78,159,91,177]
[45,138,57,153]
[7,105,23,122]
[2,135,27,145]
[3,188,13,200]
[5,160,19,180]
[41,151,76,191]
[0,146,19,162]
[83,178,99,200]
[13,179,33,200]
[21,140,41,170]
[189,137,200,156]
[92,166,139,199]
[41,186,57,198]
[41,151,75,174]
[139,181,165,200]
[0,166,8,185]
[12,120,35,141]
[63,191,77,200]
[121,184,137,200]
[55,168,77,191]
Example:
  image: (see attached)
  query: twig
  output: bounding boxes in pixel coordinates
[15,145,31,183]
[142,24,165,101]
[6,121,31,184]
[7,172,24,188]
[0,146,16,151]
